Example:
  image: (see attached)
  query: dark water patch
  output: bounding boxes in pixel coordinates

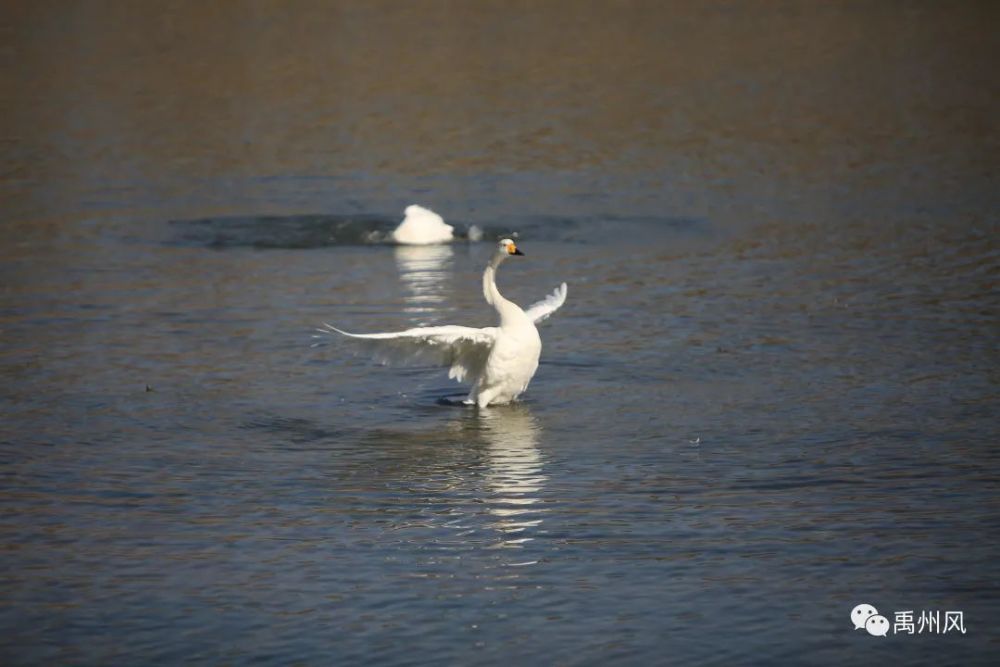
[473,214,706,244]
[168,214,398,249]
[241,414,357,446]
[166,213,706,250]
[727,476,865,492]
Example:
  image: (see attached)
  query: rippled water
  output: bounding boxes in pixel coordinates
[2,2,998,665]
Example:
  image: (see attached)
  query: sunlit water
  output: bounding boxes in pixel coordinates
[1,2,998,665]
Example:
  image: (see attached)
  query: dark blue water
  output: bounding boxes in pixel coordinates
[2,2,998,664]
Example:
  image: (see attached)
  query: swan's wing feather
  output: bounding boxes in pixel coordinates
[319,323,496,383]
[523,282,568,323]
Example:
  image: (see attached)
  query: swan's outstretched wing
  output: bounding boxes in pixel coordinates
[523,282,568,324]
[318,324,496,383]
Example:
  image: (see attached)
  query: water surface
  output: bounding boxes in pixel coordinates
[1,2,998,664]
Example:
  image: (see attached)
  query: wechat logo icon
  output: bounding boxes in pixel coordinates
[852,603,889,637]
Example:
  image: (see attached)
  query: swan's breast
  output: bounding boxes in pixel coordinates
[487,324,540,382]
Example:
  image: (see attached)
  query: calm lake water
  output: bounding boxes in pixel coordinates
[1,2,998,664]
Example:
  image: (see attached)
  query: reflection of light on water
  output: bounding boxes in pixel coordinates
[394,244,453,323]
[479,408,546,549]
[381,409,546,570]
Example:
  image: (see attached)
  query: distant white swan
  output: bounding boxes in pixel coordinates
[391,204,454,245]
[320,239,567,407]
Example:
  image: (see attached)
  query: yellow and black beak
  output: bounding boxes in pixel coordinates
[510,245,525,256]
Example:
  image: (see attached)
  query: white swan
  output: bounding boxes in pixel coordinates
[320,239,567,407]
[391,204,454,245]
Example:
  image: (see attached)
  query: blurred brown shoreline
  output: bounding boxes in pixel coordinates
[1,1,996,225]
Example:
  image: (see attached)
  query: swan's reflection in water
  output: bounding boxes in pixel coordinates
[478,407,547,550]
[345,406,548,569]
[394,245,454,324]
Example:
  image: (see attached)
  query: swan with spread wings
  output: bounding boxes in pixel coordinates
[320,238,567,407]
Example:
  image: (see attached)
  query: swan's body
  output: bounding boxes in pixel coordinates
[321,239,567,407]
[391,205,454,245]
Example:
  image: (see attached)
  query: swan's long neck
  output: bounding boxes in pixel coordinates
[483,254,523,325]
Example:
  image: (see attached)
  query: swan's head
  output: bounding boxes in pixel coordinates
[498,238,524,257]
